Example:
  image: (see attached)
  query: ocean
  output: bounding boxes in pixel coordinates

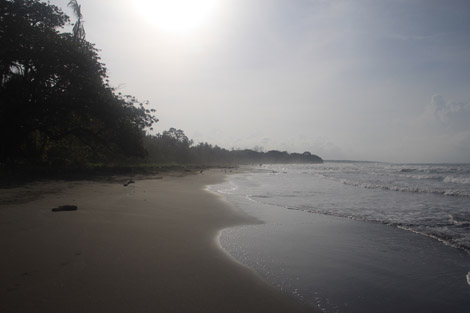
[209,162,470,313]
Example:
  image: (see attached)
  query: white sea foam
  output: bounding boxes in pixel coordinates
[449,215,470,227]
[211,181,239,194]
[230,163,470,251]
[337,179,470,197]
[443,176,470,184]
[400,174,443,180]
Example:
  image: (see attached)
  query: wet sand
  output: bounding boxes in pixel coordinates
[217,184,470,313]
[0,170,312,313]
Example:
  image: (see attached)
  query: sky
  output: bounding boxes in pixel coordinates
[49,0,470,163]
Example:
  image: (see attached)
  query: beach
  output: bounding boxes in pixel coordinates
[0,170,312,313]
[3,164,469,313]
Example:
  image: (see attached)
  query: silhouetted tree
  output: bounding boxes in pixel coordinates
[0,0,157,166]
[68,0,85,41]
[190,142,232,164]
[144,128,192,163]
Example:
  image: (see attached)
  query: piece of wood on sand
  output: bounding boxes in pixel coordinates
[51,205,78,212]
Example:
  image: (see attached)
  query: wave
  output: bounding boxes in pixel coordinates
[398,174,470,184]
[251,194,271,199]
[338,179,470,197]
[399,174,444,180]
[210,181,239,195]
[396,166,470,175]
[399,168,417,173]
[229,164,470,253]
[283,206,470,253]
[396,225,470,253]
[449,215,470,227]
[443,176,470,185]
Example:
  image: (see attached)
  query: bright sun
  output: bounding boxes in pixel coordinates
[133,0,219,33]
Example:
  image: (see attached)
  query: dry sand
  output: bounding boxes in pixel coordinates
[0,170,312,313]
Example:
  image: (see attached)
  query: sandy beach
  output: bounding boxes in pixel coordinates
[0,170,312,313]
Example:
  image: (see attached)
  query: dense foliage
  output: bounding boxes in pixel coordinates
[0,0,157,166]
[143,128,193,164]
[144,129,323,165]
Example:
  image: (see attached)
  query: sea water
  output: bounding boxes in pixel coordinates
[210,162,470,313]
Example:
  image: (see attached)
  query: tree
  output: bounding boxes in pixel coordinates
[0,0,157,166]
[143,128,192,163]
[68,0,85,41]
[162,128,193,146]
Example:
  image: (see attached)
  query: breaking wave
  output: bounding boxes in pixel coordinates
[339,179,470,197]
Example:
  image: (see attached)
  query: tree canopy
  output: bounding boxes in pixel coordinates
[0,0,157,166]
[143,129,323,165]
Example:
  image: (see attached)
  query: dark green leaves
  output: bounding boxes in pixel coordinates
[0,0,157,166]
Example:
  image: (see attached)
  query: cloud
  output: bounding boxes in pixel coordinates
[428,95,470,132]
[408,95,470,163]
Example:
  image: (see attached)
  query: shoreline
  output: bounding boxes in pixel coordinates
[215,168,470,313]
[0,169,312,313]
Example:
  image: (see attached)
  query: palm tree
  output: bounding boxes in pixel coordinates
[68,0,85,40]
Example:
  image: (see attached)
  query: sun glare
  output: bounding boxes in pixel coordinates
[133,0,219,33]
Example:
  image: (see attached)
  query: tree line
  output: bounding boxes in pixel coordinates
[143,128,323,165]
[0,0,322,170]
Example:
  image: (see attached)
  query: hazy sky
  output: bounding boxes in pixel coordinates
[50,0,470,163]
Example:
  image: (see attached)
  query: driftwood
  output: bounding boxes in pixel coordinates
[123,179,135,186]
[52,205,78,212]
